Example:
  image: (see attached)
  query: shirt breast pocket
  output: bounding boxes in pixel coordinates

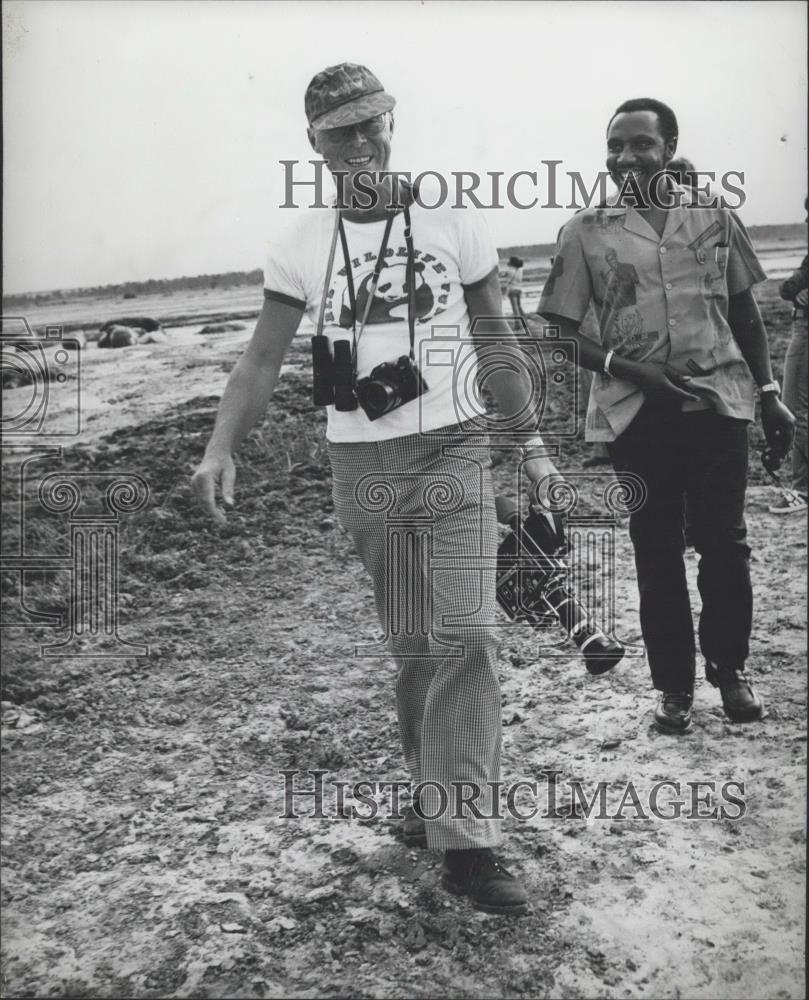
[702,244,729,300]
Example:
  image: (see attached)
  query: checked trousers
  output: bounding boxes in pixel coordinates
[328,421,502,850]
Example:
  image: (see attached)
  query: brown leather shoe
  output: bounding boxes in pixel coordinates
[441,849,529,915]
[705,662,763,722]
[654,691,694,734]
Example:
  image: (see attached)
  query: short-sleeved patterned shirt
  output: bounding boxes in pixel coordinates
[538,186,767,441]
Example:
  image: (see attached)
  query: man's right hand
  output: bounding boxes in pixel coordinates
[191,451,236,525]
[629,362,700,404]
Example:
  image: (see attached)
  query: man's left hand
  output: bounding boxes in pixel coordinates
[761,394,796,462]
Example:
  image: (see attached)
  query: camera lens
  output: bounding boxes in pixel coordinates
[363,380,399,415]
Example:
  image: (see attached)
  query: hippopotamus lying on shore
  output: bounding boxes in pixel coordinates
[97,325,140,348]
[96,317,167,348]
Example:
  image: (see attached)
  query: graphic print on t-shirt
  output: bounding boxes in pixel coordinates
[323,244,452,329]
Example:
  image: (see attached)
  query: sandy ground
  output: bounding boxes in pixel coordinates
[1,287,806,999]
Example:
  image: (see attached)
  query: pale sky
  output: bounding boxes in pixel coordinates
[2,0,807,294]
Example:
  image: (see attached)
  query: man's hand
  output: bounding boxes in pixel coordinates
[795,288,808,308]
[522,453,566,509]
[191,451,236,526]
[761,394,796,463]
[188,297,303,526]
[629,362,700,404]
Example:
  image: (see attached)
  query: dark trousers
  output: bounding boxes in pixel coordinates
[607,406,752,692]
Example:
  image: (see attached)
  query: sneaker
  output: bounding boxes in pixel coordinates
[654,691,694,734]
[768,490,808,515]
[441,848,529,915]
[705,661,764,722]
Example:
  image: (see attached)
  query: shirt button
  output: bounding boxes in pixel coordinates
[660,246,667,254]
[669,318,677,326]
[666,282,673,290]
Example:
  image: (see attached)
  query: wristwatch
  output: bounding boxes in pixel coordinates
[758,381,781,397]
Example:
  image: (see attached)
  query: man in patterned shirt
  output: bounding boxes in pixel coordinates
[539,97,795,734]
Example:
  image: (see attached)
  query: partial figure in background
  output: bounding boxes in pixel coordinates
[667,155,698,192]
[500,255,525,320]
[770,199,808,514]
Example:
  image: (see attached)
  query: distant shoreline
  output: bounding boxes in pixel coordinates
[3,222,806,309]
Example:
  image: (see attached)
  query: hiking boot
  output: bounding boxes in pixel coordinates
[441,848,529,916]
[654,691,694,734]
[768,489,808,515]
[401,804,427,847]
[705,662,764,722]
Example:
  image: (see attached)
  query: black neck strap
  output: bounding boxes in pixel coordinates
[402,203,416,361]
[337,198,417,377]
[338,212,394,335]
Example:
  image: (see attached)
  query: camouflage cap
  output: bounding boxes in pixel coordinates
[305,63,396,130]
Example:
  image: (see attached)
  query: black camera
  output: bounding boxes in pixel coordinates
[354,355,428,422]
[495,498,625,675]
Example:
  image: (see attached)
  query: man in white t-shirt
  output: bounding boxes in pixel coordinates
[192,63,559,916]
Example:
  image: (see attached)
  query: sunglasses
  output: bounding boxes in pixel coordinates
[317,113,389,143]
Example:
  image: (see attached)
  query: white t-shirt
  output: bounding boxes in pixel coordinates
[263,185,498,442]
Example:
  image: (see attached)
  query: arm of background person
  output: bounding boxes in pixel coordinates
[191,296,304,523]
[464,267,544,428]
[727,287,795,458]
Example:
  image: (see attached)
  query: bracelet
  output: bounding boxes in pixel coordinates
[520,434,545,456]
[603,350,615,377]
[758,380,780,396]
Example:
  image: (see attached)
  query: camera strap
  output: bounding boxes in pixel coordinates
[313,186,418,386]
[402,202,416,361]
[339,212,396,376]
[314,208,342,341]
